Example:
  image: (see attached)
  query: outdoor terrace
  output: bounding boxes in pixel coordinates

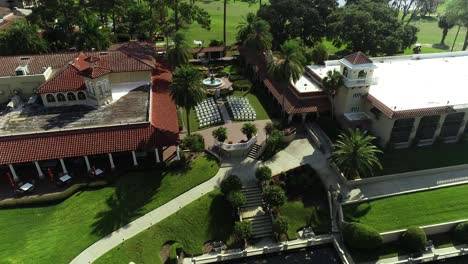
[0,84,150,136]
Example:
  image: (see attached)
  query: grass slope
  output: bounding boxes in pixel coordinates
[344,184,468,232]
[95,190,234,264]
[232,90,271,120]
[0,157,219,264]
[280,201,330,239]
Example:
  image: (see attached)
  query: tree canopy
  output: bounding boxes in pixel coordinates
[0,20,48,56]
[328,0,418,55]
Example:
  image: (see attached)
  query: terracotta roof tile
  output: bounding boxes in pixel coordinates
[344,52,373,65]
[36,65,86,93]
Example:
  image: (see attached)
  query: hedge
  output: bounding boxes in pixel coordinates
[0,180,109,209]
[342,222,383,251]
[232,79,252,91]
[454,222,468,243]
[167,242,184,264]
[399,226,427,253]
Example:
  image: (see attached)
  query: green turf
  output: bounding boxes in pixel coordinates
[279,201,330,239]
[378,142,468,175]
[232,90,271,120]
[344,184,468,232]
[94,190,234,264]
[182,0,262,46]
[182,108,201,133]
[0,157,219,264]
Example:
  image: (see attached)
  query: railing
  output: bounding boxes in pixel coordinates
[214,136,257,151]
[342,76,378,87]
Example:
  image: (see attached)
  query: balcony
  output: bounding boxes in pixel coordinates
[343,76,378,88]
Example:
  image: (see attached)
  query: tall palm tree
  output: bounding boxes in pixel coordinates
[322,69,343,119]
[167,32,191,70]
[170,65,206,135]
[236,12,257,44]
[331,129,383,180]
[242,17,272,52]
[268,40,306,119]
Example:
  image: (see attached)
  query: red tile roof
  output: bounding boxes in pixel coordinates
[0,63,179,165]
[37,65,86,93]
[344,52,373,65]
[79,66,112,79]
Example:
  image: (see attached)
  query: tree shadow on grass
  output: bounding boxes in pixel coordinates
[207,194,234,242]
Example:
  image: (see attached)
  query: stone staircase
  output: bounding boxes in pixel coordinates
[240,186,273,239]
[247,143,262,159]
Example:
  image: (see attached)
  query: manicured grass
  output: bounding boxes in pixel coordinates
[182,108,201,133]
[280,201,330,239]
[344,184,468,232]
[232,90,271,120]
[378,142,468,175]
[182,0,262,46]
[0,157,219,264]
[95,190,234,264]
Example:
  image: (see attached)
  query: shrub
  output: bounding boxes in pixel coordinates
[264,122,275,136]
[229,74,244,82]
[342,222,383,251]
[167,242,183,264]
[454,222,468,243]
[255,166,272,183]
[399,227,427,253]
[241,123,257,140]
[273,216,289,238]
[220,174,242,195]
[234,221,252,246]
[232,79,252,91]
[227,191,246,208]
[181,134,205,152]
[309,43,329,65]
[212,127,228,142]
[261,129,284,161]
[263,185,286,209]
[209,39,224,46]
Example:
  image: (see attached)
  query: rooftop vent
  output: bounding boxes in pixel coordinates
[20,57,30,61]
[15,65,29,76]
[99,52,108,56]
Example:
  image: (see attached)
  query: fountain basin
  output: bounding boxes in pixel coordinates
[202,78,224,88]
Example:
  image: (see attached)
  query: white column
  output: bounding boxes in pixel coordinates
[34,161,44,179]
[60,159,68,174]
[8,164,19,182]
[155,148,161,163]
[108,153,116,169]
[84,156,91,171]
[131,151,138,166]
[176,146,181,161]
[287,114,294,124]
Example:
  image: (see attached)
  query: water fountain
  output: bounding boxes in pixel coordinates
[202,73,224,89]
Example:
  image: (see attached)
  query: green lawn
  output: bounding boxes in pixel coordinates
[182,108,201,133]
[232,90,271,120]
[182,0,262,46]
[344,184,468,232]
[379,142,468,175]
[280,201,330,239]
[95,190,234,264]
[0,156,219,264]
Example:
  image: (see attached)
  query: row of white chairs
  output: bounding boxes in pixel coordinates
[195,98,223,128]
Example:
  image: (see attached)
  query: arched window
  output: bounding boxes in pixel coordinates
[57,93,66,102]
[343,67,349,77]
[67,93,76,101]
[358,70,367,78]
[46,94,56,103]
[78,91,86,100]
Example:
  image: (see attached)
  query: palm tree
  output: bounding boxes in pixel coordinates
[170,65,206,135]
[241,123,257,140]
[438,15,455,45]
[268,40,306,119]
[167,32,191,69]
[322,69,343,119]
[330,129,383,180]
[236,13,256,44]
[240,16,272,52]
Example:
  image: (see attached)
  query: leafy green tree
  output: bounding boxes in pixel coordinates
[236,12,257,44]
[234,221,252,247]
[239,16,273,52]
[220,175,242,195]
[262,129,284,161]
[331,129,383,179]
[263,185,286,209]
[170,65,206,135]
[327,0,418,55]
[75,14,112,50]
[167,32,192,69]
[0,20,48,55]
[272,216,289,239]
[255,166,272,183]
[227,191,247,208]
[241,123,258,140]
[212,127,228,142]
[438,15,455,45]
[309,43,329,65]
[257,0,337,47]
[322,69,343,119]
[444,0,468,50]
[181,134,205,152]
[264,122,275,137]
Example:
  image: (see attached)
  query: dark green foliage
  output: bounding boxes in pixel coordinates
[212,127,228,142]
[264,122,275,136]
[236,13,272,52]
[181,134,205,152]
[167,242,183,264]
[209,39,224,46]
[227,191,247,208]
[268,39,306,84]
[309,43,329,65]
[241,123,258,139]
[234,221,252,243]
[342,222,383,251]
[263,185,286,209]
[255,166,272,182]
[220,175,242,195]
[399,227,427,253]
[272,216,289,237]
[0,20,48,55]
[262,129,285,161]
[232,79,252,91]
[454,222,468,243]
